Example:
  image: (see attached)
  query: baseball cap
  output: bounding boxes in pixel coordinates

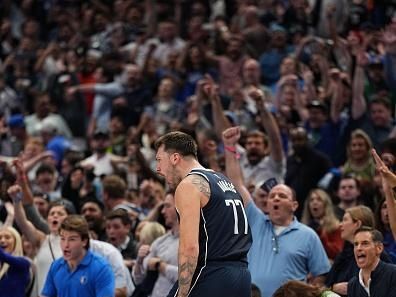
[8,114,25,128]
[259,178,278,193]
[93,128,109,139]
[270,23,286,33]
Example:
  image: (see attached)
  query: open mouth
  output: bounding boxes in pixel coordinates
[63,250,71,257]
[356,254,367,263]
[273,205,279,210]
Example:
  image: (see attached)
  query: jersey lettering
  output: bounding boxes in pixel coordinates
[217,180,237,193]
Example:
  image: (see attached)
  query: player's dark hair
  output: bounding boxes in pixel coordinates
[154,131,198,158]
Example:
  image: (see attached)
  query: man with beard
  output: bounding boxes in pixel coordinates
[80,129,115,176]
[285,127,332,218]
[223,126,330,297]
[239,89,285,189]
[154,131,252,297]
[80,199,106,240]
[208,35,248,96]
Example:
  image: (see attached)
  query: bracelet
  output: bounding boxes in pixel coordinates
[224,145,241,159]
[14,192,23,204]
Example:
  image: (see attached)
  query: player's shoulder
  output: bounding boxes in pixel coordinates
[178,173,211,197]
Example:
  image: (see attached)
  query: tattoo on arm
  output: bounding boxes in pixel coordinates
[178,253,198,297]
[190,175,211,197]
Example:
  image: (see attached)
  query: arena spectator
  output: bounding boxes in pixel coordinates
[0,226,32,297]
[348,227,396,297]
[285,126,332,217]
[301,188,343,260]
[224,126,330,297]
[41,215,115,297]
[325,206,392,296]
[132,191,178,297]
[105,208,138,270]
[334,175,362,220]
[2,3,396,297]
[80,129,116,177]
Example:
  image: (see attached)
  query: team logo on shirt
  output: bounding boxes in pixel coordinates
[80,276,88,285]
[217,180,237,193]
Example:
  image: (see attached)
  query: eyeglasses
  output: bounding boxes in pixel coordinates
[272,236,279,254]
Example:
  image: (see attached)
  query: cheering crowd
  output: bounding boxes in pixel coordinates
[1,0,396,296]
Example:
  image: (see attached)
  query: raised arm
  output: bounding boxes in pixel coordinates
[372,149,396,239]
[383,28,396,90]
[66,84,97,98]
[7,185,46,247]
[13,159,50,233]
[301,66,317,105]
[250,88,284,163]
[329,69,345,123]
[352,51,368,120]
[22,151,54,174]
[3,202,14,227]
[202,75,231,138]
[174,176,203,297]
[0,247,30,269]
[222,127,252,207]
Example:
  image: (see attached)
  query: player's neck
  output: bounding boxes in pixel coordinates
[181,159,204,178]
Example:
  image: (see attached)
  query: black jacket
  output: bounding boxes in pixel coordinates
[348,260,396,297]
[326,242,392,297]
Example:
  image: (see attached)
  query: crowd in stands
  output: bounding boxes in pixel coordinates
[1,0,396,296]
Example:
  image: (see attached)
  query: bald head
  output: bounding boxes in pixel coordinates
[290,127,308,154]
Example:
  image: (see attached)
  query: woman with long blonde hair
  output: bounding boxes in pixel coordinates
[301,189,343,260]
[0,226,31,297]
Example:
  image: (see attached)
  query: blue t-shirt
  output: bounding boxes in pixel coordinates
[246,202,330,297]
[41,250,115,297]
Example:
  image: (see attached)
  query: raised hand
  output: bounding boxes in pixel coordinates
[356,51,369,67]
[12,159,27,185]
[7,184,23,204]
[372,149,396,188]
[222,126,241,147]
[136,244,150,264]
[202,74,220,102]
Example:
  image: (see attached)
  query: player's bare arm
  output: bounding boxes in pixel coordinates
[175,175,209,297]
